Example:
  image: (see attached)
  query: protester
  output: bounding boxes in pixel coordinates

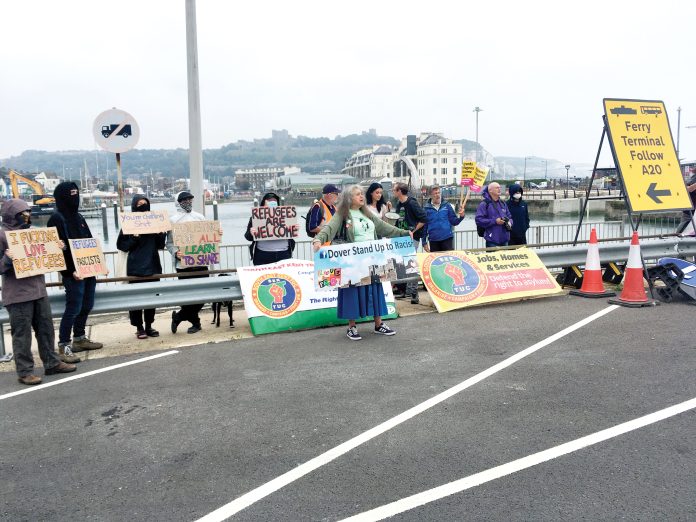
[308,184,340,245]
[312,185,412,341]
[676,165,696,234]
[393,182,427,304]
[116,195,166,339]
[244,192,295,265]
[475,182,513,248]
[0,199,76,385]
[166,191,221,334]
[422,185,465,252]
[506,183,530,245]
[365,182,391,220]
[47,181,103,363]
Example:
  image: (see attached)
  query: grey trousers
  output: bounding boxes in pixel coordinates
[7,297,61,376]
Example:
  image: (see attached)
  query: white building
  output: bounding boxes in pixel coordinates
[414,133,462,187]
[234,166,301,190]
[342,145,394,179]
[34,171,61,192]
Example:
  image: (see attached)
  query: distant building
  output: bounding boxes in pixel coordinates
[34,171,61,192]
[234,166,301,191]
[342,132,462,188]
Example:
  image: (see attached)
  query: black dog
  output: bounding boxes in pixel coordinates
[211,274,235,328]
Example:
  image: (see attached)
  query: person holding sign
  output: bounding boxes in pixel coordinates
[117,195,166,339]
[312,185,412,341]
[308,184,340,246]
[244,192,296,265]
[475,182,513,248]
[48,182,104,362]
[0,199,77,385]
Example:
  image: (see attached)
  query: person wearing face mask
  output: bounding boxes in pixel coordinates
[244,192,295,266]
[0,198,77,385]
[117,195,166,339]
[506,183,530,246]
[48,181,104,363]
[166,191,212,334]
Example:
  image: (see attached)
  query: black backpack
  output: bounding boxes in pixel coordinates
[305,202,319,238]
[476,200,490,237]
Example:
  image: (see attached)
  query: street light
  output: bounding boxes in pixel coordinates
[523,156,532,184]
[473,106,483,163]
[565,164,571,198]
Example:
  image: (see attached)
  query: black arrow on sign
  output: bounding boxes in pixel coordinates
[646,182,671,204]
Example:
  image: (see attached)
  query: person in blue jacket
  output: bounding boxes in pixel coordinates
[421,185,465,252]
[506,183,530,245]
[474,182,513,248]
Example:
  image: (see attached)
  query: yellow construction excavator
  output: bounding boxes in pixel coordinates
[8,170,55,206]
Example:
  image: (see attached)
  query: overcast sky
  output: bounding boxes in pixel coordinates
[2,0,695,169]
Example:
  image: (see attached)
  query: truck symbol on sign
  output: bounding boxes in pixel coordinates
[640,105,662,115]
[101,124,132,138]
[610,105,637,115]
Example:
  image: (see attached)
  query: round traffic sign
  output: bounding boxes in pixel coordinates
[93,108,140,153]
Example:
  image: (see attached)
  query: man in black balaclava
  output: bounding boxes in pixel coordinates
[48,182,104,361]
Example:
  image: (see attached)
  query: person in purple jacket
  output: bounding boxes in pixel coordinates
[475,182,513,248]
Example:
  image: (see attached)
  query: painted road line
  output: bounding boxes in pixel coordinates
[340,395,696,521]
[0,350,179,401]
[194,305,619,522]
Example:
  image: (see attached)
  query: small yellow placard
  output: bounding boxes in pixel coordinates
[604,99,690,212]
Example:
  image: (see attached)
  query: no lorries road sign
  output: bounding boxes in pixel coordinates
[92,108,140,154]
[603,98,690,213]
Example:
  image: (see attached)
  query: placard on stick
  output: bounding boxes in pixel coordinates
[69,238,108,278]
[6,227,66,279]
[250,206,299,241]
[173,220,221,267]
[120,210,171,235]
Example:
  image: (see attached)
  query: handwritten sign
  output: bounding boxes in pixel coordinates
[120,210,171,234]
[173,220,221,267]
[250,206,299,241]
[69,238,108,278]
[460,161,476,187]
[6,227,66,279]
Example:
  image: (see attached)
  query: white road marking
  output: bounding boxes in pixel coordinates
[340,395,696,521]
[194,305,619,522]
[0,350,179,401]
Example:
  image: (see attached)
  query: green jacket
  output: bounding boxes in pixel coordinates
[314,208,410,244]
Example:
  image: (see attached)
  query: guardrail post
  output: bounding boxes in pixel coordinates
[113,201,119,230]
[101,203,108,240]
[213,200,219,221]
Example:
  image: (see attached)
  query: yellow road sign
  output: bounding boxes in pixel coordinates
[604,98,690,213]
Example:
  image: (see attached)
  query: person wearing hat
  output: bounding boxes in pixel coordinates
[166,191,213,334]
[676,165,696,234]
[308,184,340,245]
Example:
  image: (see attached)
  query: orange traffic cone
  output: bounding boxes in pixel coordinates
[570,228,616,298]
[608,231,657,307]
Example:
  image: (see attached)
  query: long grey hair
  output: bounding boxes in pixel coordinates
[337,184,370,221]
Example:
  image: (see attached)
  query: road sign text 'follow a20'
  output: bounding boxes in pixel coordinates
[604,99,690,213]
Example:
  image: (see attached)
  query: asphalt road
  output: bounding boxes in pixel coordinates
[1,295,695,521]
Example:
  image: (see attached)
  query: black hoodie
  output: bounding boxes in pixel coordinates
[116,195,165,277]
[244,192,295,258]
[47,181,93,276]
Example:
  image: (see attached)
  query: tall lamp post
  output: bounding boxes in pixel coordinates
[523,156,532,184]
[473,106,483,163]
[565,164,571,198]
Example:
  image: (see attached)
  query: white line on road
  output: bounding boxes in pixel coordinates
[0,350,179,401]
[194,305,619,522]
[339,395,696,521]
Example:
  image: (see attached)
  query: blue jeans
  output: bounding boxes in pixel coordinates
[59,275,96,344]
[485,240,508,248]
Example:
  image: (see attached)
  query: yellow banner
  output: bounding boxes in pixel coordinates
[460,161,476,186]
[417,248,561,313]
[604,98,690,212]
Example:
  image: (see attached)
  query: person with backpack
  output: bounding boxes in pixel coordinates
[475,182,513,248]
[245,192,295,265]
[1,199,77,385]
[506,183,530,245]
[393,182,427,304]
[307,184,339,245]
[47,181,104,363]
[422,185,465,252]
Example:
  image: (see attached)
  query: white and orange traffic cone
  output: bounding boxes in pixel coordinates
[608,231,657,307]
[570,228,616,298]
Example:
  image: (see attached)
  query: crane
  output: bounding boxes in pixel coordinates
[7,170,55,206]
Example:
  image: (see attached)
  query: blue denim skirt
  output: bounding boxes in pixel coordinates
[337,282,387,320]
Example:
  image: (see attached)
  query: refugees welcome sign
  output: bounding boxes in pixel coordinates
[250,206,299,240]
[417,248,561,313]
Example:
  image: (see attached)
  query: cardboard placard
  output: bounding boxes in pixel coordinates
[173,220,221,267]
[250,205,299,241]
[6,227,66,279]
[69,238,108,278]
[120,210,171,234]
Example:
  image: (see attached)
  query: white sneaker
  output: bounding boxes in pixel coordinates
[374,323,396,336]
[346,326,362,341]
